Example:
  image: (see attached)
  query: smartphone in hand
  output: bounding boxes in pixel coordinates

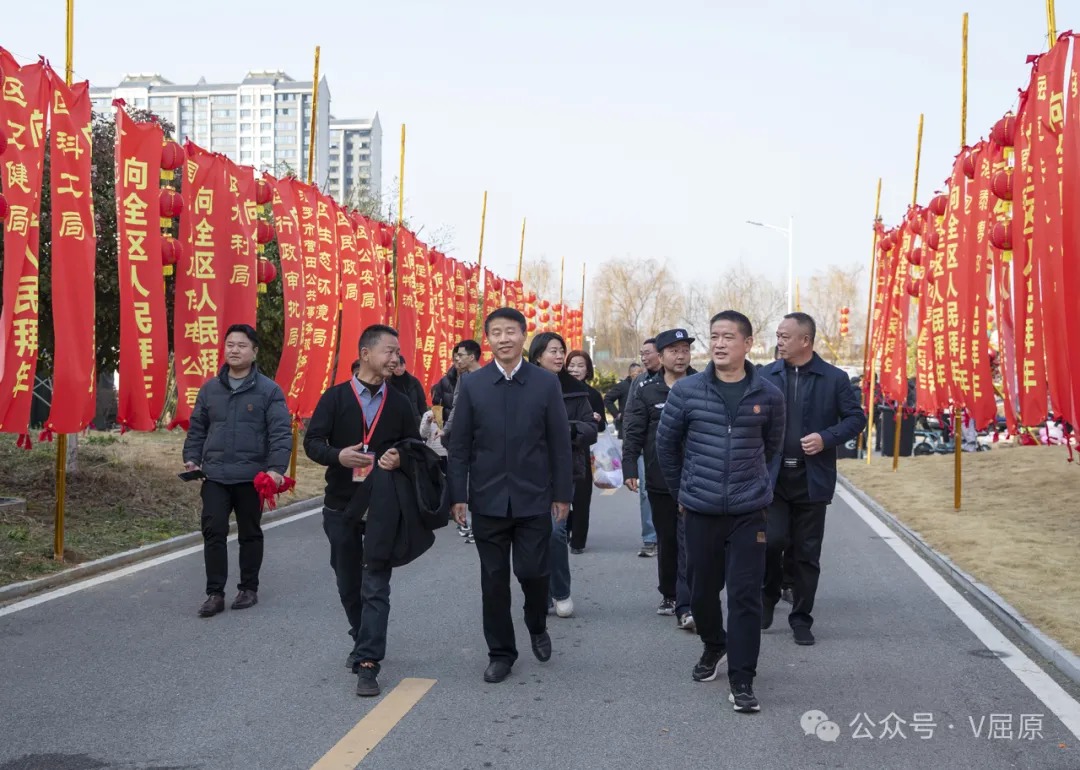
[178,469,206,482]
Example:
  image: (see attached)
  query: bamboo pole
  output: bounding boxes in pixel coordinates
[288,45,322,486]
[473,192,487,339]
[861,179,883,459]
[1046,0,1057,46]
[54,0,76,560]
[955,13,968,510]
[893,113,924,472]
[517,217,526,282]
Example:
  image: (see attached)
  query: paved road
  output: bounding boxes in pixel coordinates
[1,487,1078,770]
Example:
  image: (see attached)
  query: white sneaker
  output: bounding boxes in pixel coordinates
[555,597,574,618]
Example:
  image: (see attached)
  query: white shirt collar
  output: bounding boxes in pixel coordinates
[498,357,524,381]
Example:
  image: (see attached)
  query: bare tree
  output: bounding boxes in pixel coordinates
[521,257,557,300]
[681,263,786,355]
[591,258,683,358]
[801,262,865,363]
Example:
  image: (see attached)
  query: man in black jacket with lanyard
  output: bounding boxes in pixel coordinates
[759,313,866,646]
[304,324,420,698]
[447,307,573,684]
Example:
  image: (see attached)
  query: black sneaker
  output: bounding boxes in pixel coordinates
[656,598,676,616]
[781,587,794,604]
[356,664,380,697]
[346,650,361,672]
[729,682,761,713]
[761,599,775,630]
[692,647,727,682]
[793,626,815,646]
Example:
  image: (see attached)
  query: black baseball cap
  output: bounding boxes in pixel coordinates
[655,328,695,352]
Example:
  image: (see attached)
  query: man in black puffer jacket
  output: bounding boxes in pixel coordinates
[656,310,784,714]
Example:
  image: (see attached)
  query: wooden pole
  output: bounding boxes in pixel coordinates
[289,45,321,486]
[55,0,75,559]
[860,178,883,458]
[893,113,924,472]
[517,217,526,282]
[955,13,968,510]
[473,192,487,339]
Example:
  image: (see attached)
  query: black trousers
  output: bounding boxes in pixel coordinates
[763,465,828,629]
[782,549,795,590]
[685,509,766,686]
[201,480,263,596]
[321,507,394,671]
[567,481,593,550]
[472,510,552,665]
[647,491,680,600]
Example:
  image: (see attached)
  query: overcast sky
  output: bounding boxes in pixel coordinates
[5,0,1057,306]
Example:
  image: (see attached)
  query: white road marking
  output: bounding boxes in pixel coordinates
[837,485,1080,740]
[0,505,322,618]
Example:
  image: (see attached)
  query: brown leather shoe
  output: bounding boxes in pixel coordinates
[231,589,258,610]
[198,594,225,617]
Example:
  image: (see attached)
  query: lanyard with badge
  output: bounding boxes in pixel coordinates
[350,380,387,482]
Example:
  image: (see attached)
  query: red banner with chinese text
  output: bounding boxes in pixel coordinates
[293,189,341,418]
[1012,87,1049,424]
[334,202,362,385]
[932,155,968,408]
[0,52,48,437]
[965,144,997,429]
[395,228,418,366]
[453,260,468,344]
[411,238,433,381]
[865,226,890,384]
[45,69,96,434]
[222,158,257,329]
[355,215,386,336]
[479,269,504,362]
[1030,42,1072,425]
[1062,34,1080,429]
[172,146,227,429]
[377,223,396,325]
[869,227,898,362]
[989,143,1020,433]
[880,217,914,405]
[916,214,941,413]
[425,251,452,390]
[268,175,305,407]
[115,106,167,432]
[283,182,318,413]
[465,264,480,340]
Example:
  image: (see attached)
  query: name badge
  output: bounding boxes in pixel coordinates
[353,452,376,482]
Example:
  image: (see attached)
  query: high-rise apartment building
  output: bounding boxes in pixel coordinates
[89,70,381,205]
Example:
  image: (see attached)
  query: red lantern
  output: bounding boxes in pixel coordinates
[840,306,850,314]
[990,114,1016,148]
[907,277,921,297]
[0,192,8,221]
[925,228,941,251]
[255,219,274,245]
[161,236,181,277]
[526,291,537,304]
[385,290,394,306]
[839,324,850,335]
[990,169,1013,201]
[161,140,185,171]
[428,251,439,266]
[908,216,924,235]
[159,188,183,218]
[908,246,923,266]
[539,299,550,310]
[929,194,948,217]
[257,258,277,293]
[540,312,550,323]
[255,178,273,206]
[525,307,537,319]
[527,321,537,333]
[383,261,393,275]
[961,151,976,180]
[989,221,1012,251]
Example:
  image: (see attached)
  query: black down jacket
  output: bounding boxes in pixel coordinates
[183,364,292,485]
[557,372,599,483]
[655,361,785,515]
[361,439,450,571]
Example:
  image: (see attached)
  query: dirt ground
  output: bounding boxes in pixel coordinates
[0,430,325,587]
[840,445,1080,656]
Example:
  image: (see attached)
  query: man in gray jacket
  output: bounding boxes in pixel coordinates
[183,324,293,618]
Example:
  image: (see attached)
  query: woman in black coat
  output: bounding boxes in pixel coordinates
[565,350,605,552]
[528,332,598,619]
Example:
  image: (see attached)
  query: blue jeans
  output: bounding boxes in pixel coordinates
[639,457,656,544]
[549,490,573,602]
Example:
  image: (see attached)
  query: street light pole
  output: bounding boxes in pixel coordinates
[746,218,794,313]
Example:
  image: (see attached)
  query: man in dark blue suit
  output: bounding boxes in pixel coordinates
[448,307,574,684]
[759,312,867,646]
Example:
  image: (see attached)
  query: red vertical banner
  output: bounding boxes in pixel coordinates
[377,223,395,325]
[293,189,340,417]
[1030,42,1071,424]
[453,260,468,343]
[0,53,48,437]
[1062,34,1080,427]
[880,216,914,404]
[931,156,968,409]
[172,146,226,429]
[480,270,503,362]
[268,175,304,405]
[966,144,997,428]
[427,252,450,390]
[866,227,892,381]
[284,182,319,413]
[412,239,433,379]
[222,159,257,329]
[915,215,939,413]
[989,142,1020,434]
[45,69,96,434]
[114,106,167,432]
[395,228,418,365]
[354,215,385,335]
[465,264,480,339]
[334,202,361,385]
[1013,87,1049,424]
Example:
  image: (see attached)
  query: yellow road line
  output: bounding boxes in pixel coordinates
[311,678,436,769]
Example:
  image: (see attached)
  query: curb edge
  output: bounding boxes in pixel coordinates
[0,496,321,605]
